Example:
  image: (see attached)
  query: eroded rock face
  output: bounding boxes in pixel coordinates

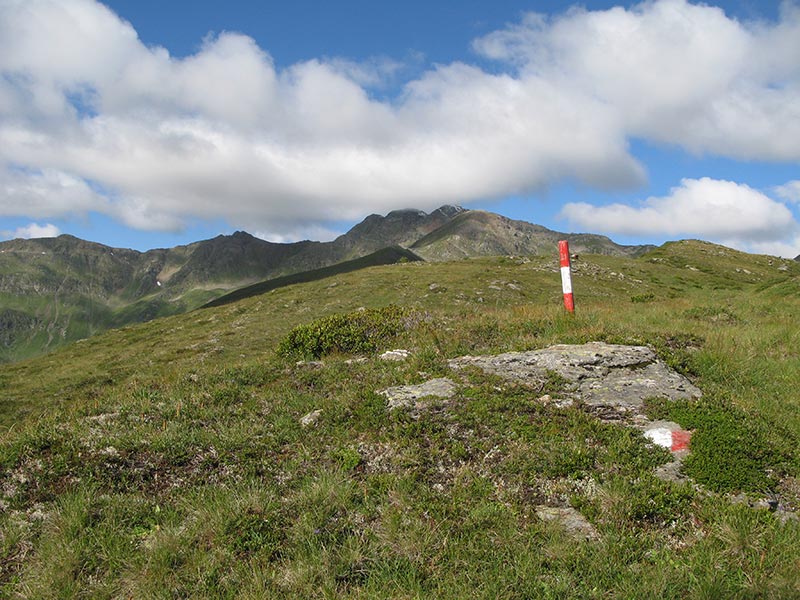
[448,342,701,411]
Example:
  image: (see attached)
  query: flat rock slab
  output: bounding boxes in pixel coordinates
[535,506,599,541]
[449,342,701,411]
[379,377,457,410]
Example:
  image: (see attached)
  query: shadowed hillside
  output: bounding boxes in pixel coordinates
[203,246,423,308]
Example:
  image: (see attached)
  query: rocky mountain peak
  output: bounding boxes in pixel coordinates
[430,205,466,218]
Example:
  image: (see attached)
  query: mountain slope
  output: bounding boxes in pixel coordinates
[0,232,315,361]
[278,205,466,273]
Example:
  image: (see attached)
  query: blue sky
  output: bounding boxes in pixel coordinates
[1,0,799,256]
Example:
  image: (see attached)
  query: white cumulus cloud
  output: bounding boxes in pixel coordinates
[3,222,61,239]
[774,181,800,203]
[0,167,108,218]
[474,0,800,161]
[559,177,800,255]
[0,0,799,240]
[747,237,800,259]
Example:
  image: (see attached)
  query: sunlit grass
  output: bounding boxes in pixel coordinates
[1,242,799,597]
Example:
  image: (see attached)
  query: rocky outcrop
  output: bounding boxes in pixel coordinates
[449,342,702,483]
[448,342,701,412]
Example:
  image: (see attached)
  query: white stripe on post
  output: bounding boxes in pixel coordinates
[558,240,575,313]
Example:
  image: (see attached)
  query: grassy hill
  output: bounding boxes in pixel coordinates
[0,206,653,363]
[0,241,798,597]
[0,232,314,363]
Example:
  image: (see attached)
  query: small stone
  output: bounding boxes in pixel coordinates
[300,409,323,428]
[296,360,324,368]
[729,493,749,506]
[752,497,779,511]
[380,349,410,361]
[380,378,457,410]
[535,506,599,541]
[345,357,368,365]
[653,460,688,483]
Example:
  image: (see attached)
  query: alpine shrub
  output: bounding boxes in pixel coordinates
[277,305,414,360]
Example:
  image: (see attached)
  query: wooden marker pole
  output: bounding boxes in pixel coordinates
[558,240,575,314]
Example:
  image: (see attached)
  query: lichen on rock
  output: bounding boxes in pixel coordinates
[448,342,701,411]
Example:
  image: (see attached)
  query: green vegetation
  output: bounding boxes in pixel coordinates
[278,305,416,360]
[630,292,656,303]
[0,240,799,597]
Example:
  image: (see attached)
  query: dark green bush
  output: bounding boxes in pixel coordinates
[277,305,414,360]
[683,305,740,323]
[630,292,656,303]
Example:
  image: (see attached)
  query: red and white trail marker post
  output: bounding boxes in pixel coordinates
[558,240,575,314]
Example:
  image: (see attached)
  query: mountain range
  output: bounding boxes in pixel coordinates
[0,205,650,362]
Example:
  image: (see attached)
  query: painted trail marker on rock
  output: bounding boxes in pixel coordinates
[558,240,575,313]
[644,423,692,453]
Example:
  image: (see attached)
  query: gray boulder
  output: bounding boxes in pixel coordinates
[449,342,701,412]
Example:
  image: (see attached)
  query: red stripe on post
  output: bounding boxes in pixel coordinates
[558,240,570,268]
[558,240,575,313]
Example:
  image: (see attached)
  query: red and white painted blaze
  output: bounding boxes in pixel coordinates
[558,240,575,313]
[644,427,692,452]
